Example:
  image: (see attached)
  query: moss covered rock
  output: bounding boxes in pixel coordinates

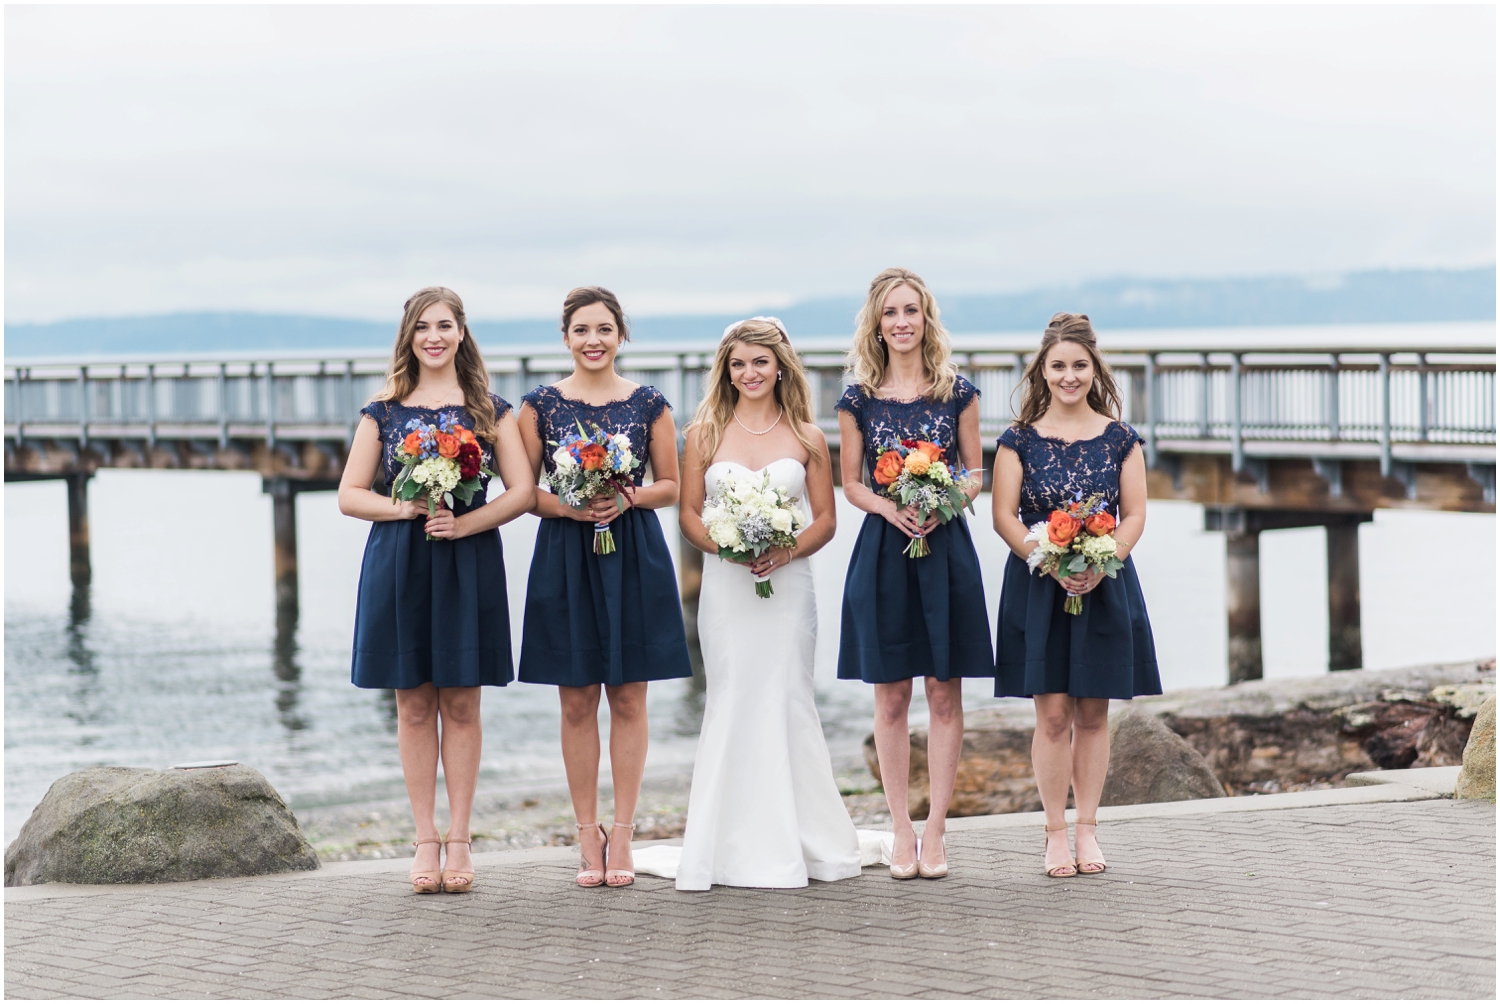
[4,764,319,886]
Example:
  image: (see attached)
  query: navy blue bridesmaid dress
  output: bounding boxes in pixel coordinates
[518,384,694,688]
[836,376,995,684]
[351,394,515,690]
[994,421,1162,699]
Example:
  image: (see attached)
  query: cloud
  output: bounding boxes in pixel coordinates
[5,5,1494,322]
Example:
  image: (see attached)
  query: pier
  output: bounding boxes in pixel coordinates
[6,322,1494,683]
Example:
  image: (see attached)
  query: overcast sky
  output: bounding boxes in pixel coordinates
[6,5,1494,324]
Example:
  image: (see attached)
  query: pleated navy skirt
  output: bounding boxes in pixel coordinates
[350,497,514,690]
[994,550,1161,700]
[837,514,994,684]
[518,508,694,688]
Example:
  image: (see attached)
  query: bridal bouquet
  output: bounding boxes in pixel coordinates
[391,417,493,540]
[546,420,642,554]
[701,470,806,597]
[1024,491,1125,614]
[871,437,980,558]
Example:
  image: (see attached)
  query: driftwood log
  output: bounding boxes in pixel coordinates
[865,659,1494,816]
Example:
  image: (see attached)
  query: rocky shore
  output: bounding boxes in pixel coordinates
[867,658,1494,817]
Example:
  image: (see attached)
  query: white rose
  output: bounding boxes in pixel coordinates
[611,433,632,451]
[769,509,794,534]
[552,447,577,469]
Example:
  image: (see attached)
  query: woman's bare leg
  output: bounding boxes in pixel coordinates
[1032,693,1077,873]
[437,686,483,878]
[395,684,442,885]
[873,680,917,867]
[920,677,964,867]
[559,685,606,872]
[603,682,649,877]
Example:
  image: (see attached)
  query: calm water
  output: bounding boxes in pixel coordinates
[5,470,1494,840]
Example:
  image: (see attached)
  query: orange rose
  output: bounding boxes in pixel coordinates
[435,432,460,459]
[1084,511,1116,537]
[578,442,607,471]
[915,441,944,462]
[903,451,931,476]
[456,427,477,446]
[873,450,904,486]
[1047,510,1082,547]
[402,431,424,455]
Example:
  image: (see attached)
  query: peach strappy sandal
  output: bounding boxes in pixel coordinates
[1074,819,1107,875]
[575,822,607,888]
[1043,823,1077,878]
[410,837,443,893]
[441,834,474,893]
[605,822,636,887]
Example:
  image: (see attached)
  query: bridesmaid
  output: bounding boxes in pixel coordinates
[517,285,693,889]
[991,313,1161,878]
[340,286,536,895]
[836,267,993,880]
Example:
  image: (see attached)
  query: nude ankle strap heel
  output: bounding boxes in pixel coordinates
[440,834,475,893]
[1074,819,1106,875]
[409,837,443,894]
[1043,823,1077,878]
[575,822,607,888]
[606,822,636,887]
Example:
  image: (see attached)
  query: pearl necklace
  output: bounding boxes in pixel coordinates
[733,409,784,436]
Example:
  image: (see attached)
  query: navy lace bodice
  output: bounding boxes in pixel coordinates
[523,384,671,487]
[360,394,512,491]
[997,421,1143,522]
[835,375,980,479]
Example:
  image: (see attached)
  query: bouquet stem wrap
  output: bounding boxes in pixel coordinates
[593,521,617,555]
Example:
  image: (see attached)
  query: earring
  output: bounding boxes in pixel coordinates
[777,371,783,381]
[876,333,884,344]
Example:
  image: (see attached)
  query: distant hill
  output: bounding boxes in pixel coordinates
[5,267,1492,358]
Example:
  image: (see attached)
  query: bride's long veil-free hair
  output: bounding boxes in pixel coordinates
[688,317,824,465]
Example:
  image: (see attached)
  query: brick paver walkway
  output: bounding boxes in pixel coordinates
[5,797,1493,999]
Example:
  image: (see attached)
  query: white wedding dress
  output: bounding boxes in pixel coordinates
[632,458,888,889]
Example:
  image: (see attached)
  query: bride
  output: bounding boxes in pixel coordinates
[666,316,866,890]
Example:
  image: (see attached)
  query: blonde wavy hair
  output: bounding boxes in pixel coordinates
[847,267,959,402]
[688,318,823,467]
[1014,312,1123,426]
[373,286,500,442]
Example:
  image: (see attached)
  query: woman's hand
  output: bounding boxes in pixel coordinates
[424,504,468,540]
[393,498,427,521]
[748,546,793,577]
[880,500,939,539]
[1056,567,1105,595]
[582,492,630,525]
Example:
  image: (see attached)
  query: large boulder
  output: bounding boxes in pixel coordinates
[1454,696,1496,802]
[4,764,319,886]
[1100,707,1225,805]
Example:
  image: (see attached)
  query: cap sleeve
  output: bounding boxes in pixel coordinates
[489,392,512,420]
[996,424,1025,455]
[834,383,864,419]
[359,400,390,427]
[1115,422,1145,465]
[639,386,671,428]
[952,374,979,413]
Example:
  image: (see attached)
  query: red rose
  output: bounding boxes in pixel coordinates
[457,442,482,480]
[1084,511,1116,537]
[578,443,607,471]
[1047,510,1082,547]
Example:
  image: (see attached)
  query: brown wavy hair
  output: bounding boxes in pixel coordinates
[688,318,823,467]
[373,286,499,442]
[847,267,959,402]
[560,286,630,342]
[1014,313,1122,426]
